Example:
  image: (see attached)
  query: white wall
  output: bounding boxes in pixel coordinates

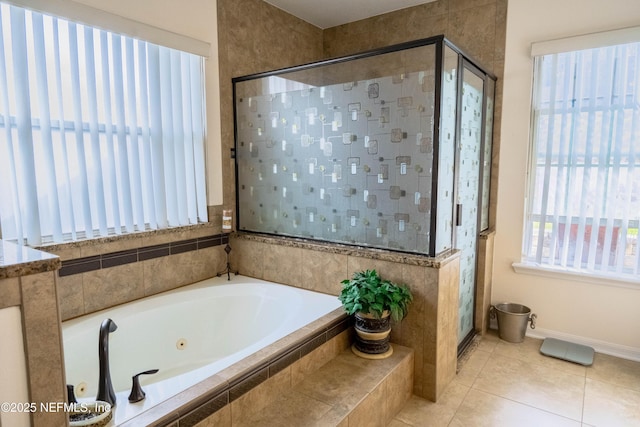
[495,0,640,359]
[71,0,223,205]
[0,307,29,427]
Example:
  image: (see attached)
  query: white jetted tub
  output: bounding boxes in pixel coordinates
[62,275,342,425]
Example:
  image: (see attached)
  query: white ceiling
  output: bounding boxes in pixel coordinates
[263,0,436,29]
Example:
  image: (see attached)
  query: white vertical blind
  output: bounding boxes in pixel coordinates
[0,3,208,245]
[524,41,640,278]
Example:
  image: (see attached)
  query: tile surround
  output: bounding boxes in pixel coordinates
[119,313,351,427]
[240,344,414,427]
[20,271,67,427]
[0,276,21,309]
[49,229,230,319]
[0,242,66,427]
[232,232,460,402]
[57,234,228,277]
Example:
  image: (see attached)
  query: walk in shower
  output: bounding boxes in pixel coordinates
[233,36,495,347]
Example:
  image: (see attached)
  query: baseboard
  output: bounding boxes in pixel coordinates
[526,327,640,362]
[487,320,640,362]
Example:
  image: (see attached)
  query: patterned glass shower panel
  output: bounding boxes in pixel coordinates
[480,78,495,232]
[456,68,484,344]
[235,45,438,254]
[435,46,459,254]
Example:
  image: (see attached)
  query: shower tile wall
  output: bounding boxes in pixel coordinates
[235,48,440,254]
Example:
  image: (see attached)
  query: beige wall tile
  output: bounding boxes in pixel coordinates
[57,274,85,321]
[140,225,217,247]
[435,259,460,400]
[347,256,404,285]
[0,277,21,308]
[229,237,265,279]
[44,245,81,261]
[230,367,292,426]
[495,0,507,61]
[194,405,231,427]
[476,232,495,334]
[447,4,497,72]
[142,247,224,297]
[348,382,386,427]
[20,272,67,427]
[80,237,143,258]
[82,263,144,313]
[241,390,336,426]
[448,0,495,12]
[263,245,302,286]
[291,336,336,386]
[385,351,415,423]
[300,249,347,295]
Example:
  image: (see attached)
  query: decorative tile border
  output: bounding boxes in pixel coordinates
[58,234,229,277]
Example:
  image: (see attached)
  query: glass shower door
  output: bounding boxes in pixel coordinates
[456,64,485,347]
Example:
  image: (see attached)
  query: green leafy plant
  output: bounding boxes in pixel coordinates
[338,269,413,322]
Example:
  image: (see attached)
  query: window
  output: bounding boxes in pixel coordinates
[523,38,640,280]
[0,3,208,246]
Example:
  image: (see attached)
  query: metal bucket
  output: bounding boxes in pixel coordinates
[490,303,537,343]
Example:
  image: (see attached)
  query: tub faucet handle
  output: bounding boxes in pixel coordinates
[128,369,159,403]
[67,384,77,404]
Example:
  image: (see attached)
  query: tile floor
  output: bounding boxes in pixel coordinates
[391,331,640,426]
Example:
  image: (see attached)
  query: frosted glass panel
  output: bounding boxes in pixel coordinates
[457,67,484,343]
[234,38,495,260]
[434,46,458,254]
[235,44,437,254]
[480,78,495,231]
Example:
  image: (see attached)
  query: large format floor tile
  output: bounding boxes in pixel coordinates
[449,388,581,427]
[472,354,585,420]
[392,331,640,426]
[583,378,640,427]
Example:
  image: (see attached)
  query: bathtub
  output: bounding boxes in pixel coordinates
[62,275,343,425]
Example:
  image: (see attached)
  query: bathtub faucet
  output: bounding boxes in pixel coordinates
[96,318,118,406]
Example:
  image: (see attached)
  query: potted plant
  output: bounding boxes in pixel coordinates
[339,269,413,359]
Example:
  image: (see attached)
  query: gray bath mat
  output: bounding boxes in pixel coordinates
[540,338,594,366]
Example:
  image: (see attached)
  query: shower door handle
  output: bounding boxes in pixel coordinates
[455,203,463,226]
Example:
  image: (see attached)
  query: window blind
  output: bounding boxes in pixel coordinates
[531,26,640,57]
[2,0,211,57]
[524,40,640,278]
[0,3,208,245]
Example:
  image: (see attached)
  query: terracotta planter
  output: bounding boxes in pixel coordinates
[352,310,393,359]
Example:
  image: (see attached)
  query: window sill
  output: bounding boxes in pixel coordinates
[512,262,640,289]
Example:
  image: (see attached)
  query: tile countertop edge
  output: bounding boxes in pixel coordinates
[0,240,61,279]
